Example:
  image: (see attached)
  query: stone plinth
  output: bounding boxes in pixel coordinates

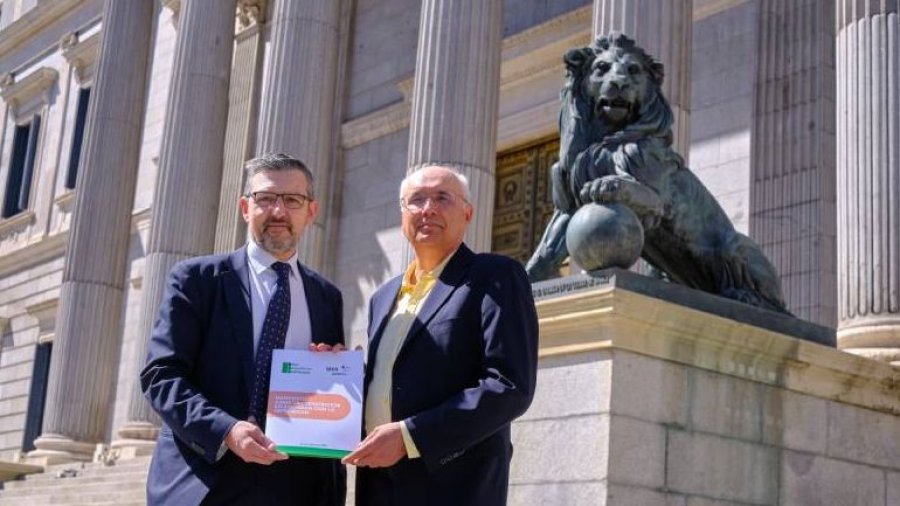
[0,461,42,483]
[510,271,899,505]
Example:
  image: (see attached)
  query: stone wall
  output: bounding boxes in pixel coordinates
[509,276,899,505]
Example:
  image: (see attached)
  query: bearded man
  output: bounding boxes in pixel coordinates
[142,154,346,505]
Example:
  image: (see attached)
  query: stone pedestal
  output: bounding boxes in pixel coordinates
[406,0,503,254]
[509,271,900,505]
[115,0,237,449]
[30,0,155,465]
[592,0,692,157]
[836,2,900,366]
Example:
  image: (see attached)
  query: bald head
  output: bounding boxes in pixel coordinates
[399,166,470,202]
[398,165,474,271]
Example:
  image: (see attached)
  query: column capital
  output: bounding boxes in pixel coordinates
[237,0,267,32]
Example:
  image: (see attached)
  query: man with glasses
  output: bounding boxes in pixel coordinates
[344,165,539,506]
[142,154,346,505]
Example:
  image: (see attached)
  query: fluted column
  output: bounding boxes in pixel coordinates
[214,1,267,253]
[117,0,237,444]
[749,1,836,326]
[592,0,693,157]
[27,0,155,466]
[836,3,900,365]
[406,0,503,253]
[254,0,341,271]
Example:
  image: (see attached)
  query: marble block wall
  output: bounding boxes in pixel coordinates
[509,281,900,505]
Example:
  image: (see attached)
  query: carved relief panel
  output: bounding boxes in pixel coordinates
[491,137,558,264]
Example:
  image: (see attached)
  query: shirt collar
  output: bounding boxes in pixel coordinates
[401,247,458,290]
[247,239,300,279]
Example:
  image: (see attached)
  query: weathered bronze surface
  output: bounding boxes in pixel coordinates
[526,33,790,314]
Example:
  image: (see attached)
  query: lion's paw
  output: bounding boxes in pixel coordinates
[580,176,626,204]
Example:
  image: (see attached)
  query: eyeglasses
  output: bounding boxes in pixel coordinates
[400,191,468,212]
[248,191,312,209]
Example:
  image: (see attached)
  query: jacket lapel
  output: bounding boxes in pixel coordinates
[366,276,402,368]
[222,247,255,400]
[397,245,474,359]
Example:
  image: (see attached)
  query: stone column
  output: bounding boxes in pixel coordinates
[406,0,503,253]
[116,0,237,446]
[29,0,155,465]
[750,1,836,326]
[592,0,693,157]
[213,0,267,253]
[254,0,341,271]
[836,3,900,365]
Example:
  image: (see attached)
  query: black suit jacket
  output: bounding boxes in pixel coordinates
[357,244,539,506]
[141,247,345,506]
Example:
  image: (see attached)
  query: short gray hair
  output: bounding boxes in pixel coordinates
[398,165,470,201]
[243,153,315,198]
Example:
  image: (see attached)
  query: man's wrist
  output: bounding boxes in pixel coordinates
[400,420,420,459]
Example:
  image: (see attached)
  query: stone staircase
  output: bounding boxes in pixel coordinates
[0,457,149,506]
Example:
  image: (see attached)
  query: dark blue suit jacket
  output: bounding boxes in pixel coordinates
[141,247,345,506]
[357,244,539,506]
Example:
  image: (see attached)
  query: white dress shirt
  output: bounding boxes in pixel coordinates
[246,240,312,353]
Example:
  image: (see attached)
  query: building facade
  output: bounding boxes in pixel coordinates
[0,0,894,468]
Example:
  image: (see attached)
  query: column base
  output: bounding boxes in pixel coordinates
[111,421,158,460]
[842,348,900,367]
[28,434,95,466]
[838,324,900,366]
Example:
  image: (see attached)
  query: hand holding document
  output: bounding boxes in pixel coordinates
[266,349,364,459]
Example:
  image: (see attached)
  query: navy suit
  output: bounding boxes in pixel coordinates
[141,247,346,506]
[357,244,539,506]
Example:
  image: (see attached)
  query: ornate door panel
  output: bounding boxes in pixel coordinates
[492,138,559,264]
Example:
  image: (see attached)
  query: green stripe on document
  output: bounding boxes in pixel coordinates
[277,446,351,459]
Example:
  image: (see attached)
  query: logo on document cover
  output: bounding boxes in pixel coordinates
[281,362,312,374]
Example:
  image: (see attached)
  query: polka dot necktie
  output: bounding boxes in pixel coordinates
[248,261,291,428]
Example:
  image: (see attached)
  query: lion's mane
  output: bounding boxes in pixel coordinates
[554,33,684,211]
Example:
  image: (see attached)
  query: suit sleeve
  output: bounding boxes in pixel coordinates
[405,260,539,470]
[140,262,239,464]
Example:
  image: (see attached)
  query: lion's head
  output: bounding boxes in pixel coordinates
[557,33,676,171]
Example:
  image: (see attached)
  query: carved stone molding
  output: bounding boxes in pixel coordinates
[0,67,58,107]
[0,210,35,242]
[62,31,101,83]
[501,5,590,54]
[340,6,591,150]
[237,0,267,31]
[694,0,752,21]
[54,191,76,213]
[25,298,59,343]
[0,0,81,59]
[58,32,78,52]
[341,100,410,149]
[161,0,181,24]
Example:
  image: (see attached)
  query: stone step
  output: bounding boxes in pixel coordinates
[22,459,150,482]
[0,489,145,506]
[4,470,148,490]
[0,478,144,498]
[0,456,150,506]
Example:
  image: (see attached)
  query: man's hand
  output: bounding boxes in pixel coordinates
[308,342,364,352]
[224,420,288,465]
[308,342,346,352]
[341,422,407,468]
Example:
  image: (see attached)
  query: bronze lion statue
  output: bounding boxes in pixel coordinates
[526,33,790,314]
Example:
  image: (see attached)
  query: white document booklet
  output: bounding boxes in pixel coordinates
[265,349,364,459]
